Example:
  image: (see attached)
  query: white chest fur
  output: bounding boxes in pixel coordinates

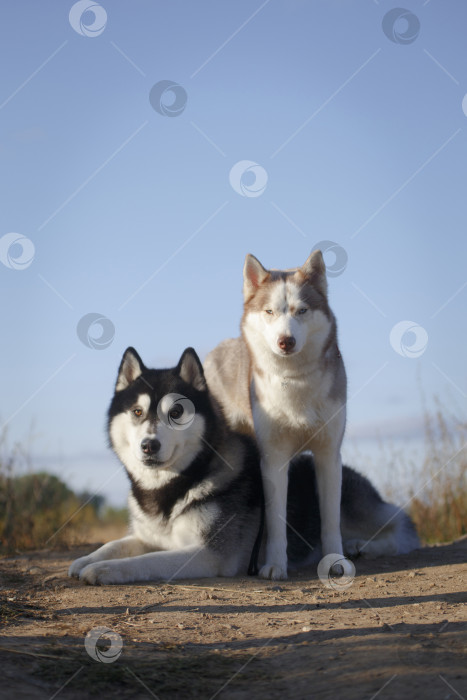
[128,493,218,551]
[253,367,337,428]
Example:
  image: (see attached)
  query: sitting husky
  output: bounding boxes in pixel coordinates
[69,347,418,585]
[205,250,348,580]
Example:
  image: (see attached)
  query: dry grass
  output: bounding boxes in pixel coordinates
[407,398,467,544]
[1,399,466,553]
[0,432,127,553]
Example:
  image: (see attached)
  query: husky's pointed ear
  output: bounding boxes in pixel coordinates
[243,254,270,301]
[115,347,145,392]
[177,347,207,391]
[299,249,328,297]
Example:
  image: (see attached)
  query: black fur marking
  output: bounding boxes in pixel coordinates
[286,456,386,563]
[126,443,214,520]
[197,435,263,553]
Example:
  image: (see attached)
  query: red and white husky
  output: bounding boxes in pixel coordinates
[205,250,348,580]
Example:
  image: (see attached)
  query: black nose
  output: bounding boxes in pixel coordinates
[141,438,161,455]
[278,336,296,352]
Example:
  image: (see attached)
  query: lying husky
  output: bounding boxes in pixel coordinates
[204,250,348,580]
[69,347,418,585]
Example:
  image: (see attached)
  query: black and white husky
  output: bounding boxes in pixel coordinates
[69,347,418,585]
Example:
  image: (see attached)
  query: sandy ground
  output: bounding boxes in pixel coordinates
[0,537,466,700]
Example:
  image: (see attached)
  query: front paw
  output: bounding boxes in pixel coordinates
[68,555,94,578]
[258,563,288,581]
[79,561,124,586]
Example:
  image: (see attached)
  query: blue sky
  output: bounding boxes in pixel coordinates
[1,0,466,505]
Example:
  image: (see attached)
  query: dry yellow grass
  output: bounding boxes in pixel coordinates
[407,399,467,543]
[1,399,465,553]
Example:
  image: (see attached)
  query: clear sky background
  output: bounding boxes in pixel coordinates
[1,0,466,505]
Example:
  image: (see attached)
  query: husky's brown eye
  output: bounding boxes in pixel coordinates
[265,309,273,315]
[169,404,184,420]
[133,408,143,417]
